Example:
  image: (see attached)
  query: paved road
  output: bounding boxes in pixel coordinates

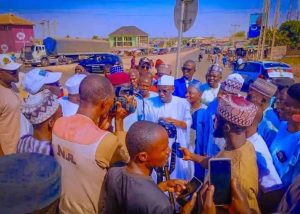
[19,48,232,84]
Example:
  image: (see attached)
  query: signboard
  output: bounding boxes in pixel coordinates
[174,0,198,32]
[16,32,26,41]
[248,13,263,38]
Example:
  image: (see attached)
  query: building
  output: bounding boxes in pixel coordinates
[0,13,34,53]
[108,26,149,48]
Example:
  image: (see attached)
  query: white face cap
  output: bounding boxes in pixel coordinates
[23,68,62,94]
[0,54,21,70]
[65,74,87,95]
[157,75,174,86]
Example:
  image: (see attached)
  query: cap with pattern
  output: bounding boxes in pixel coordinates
[0,54,21,70]
[250,78,278,98]
[221,73,244,95]
[21,89,60,125]
[207,64,223,74]
[218,94,258,127]
[0,153,61,213]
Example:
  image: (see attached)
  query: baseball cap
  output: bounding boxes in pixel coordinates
[23,68,62,94]
[0,54,21,71]
[65,74,86,95]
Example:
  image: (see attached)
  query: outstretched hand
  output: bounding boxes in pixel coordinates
[158,179,187,195]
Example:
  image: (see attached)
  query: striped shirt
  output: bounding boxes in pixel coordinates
[17,135,53,156]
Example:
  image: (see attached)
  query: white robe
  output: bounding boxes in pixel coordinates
[145,95,193,180]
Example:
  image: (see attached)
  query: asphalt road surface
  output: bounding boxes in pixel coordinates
[19,48,232,85]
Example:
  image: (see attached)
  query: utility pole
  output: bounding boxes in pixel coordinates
[46,20,50,37]
[175,0,185,78]
[256,0,265,60]
[52,20,57,37]
[260,0,270,60]
[40,21,45,39]
[270,0,280,60]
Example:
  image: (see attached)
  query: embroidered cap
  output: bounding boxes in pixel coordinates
[221,73,244,95]
[207,64,223,74]
[0,54,21,70]
[250,78,278,98]
[218,94,258,127]
[21,89,60,125]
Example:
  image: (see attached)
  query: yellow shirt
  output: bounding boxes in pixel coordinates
[216,141,260,214]
[0,84,21,154]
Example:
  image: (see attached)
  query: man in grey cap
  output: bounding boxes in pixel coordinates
[0,54,22,154]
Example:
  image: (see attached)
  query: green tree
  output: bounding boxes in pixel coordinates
[92,35,100,40]
[233,31,246,38]
[278,20,300,46]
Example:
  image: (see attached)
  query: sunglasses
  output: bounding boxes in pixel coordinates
[182,67,193,72]
[141,65,150,69]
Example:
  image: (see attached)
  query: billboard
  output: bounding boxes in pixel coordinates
[247,13,263,39]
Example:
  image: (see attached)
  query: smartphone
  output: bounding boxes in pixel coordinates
[209,158,231,206]
[176,177,203,206]
[172,142,183,158]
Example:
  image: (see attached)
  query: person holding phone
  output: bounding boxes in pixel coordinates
[100,121,197,214]
[181,95,260,213]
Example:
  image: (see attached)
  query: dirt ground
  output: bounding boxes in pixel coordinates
[19,48,231,85]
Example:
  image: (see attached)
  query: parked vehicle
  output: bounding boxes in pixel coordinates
[78,53,122,73]
[233,61,294,91]
[158,48,168,55]
[21,37,110,67]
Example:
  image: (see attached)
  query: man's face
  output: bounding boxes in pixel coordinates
[206,71,222,88]
[130,72,139,89]
[275,88,288,120]
[247,87,264,106]
[182,62,195,80]
[217,88,227,101]
[0,69,19,86]
[145,130,171,168]
[139,78,152,98]
[280,94,300,122]
[213,114,225,138]
[185,86,201,105]
[158,85,174,103]
[139,63,150,73]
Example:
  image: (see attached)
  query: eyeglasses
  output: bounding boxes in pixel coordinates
[141,65,150,69]
[182,67,193,72]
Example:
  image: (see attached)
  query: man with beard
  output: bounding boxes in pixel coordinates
[200,64,223,106]
[173,60,200,98]
[144,75,192,180]
[181,95,260,213]
[0,54,22,154]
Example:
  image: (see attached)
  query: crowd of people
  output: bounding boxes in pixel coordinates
[0,52,300,213]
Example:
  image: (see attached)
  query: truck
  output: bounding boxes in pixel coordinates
[21,37,110,67]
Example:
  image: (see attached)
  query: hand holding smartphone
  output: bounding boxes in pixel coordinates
[176,177,203,206]
[209,158,232,206]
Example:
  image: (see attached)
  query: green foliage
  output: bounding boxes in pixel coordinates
[278,20,300,46]
[92,35,100,40]
[233,31,246,38]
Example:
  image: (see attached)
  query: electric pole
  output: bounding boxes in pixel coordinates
[270,0,280,60]
[260,0,270,60]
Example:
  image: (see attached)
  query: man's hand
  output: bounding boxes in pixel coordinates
[180,193,197,214]
[158,179,187,195]
[179,147,193,161]
[201,184,216,214]
[226,178,251,214]
[161,117,187,129]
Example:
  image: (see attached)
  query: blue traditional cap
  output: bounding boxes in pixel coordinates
[0,153,61,213]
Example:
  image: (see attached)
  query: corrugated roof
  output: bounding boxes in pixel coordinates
[0,13,33,26]
[109,26,148,37]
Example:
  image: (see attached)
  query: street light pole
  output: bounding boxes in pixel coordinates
[270,0,280,60]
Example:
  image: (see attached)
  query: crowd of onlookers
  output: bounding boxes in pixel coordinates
[0,52,300,213]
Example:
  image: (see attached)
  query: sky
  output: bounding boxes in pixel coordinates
[0,0,299,39]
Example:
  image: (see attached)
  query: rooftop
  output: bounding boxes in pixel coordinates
[109,26,148,37]
[0,13,34,26]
